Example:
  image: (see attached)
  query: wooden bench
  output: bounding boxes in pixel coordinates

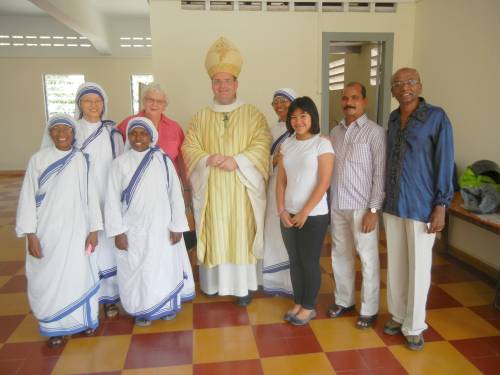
[442,192,500,309]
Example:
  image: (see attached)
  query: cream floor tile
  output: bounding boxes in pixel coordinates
[319,257,333,274]
[132,304,193,334]
[427,307,499,340]
[319,273,335,294]
[0,226,25,261]
[438,281,495,307]
[0,292,30,315]
[122,365,193,375]
[51,335,132,374]
[193,326,259,364]
[310,317,385,351]
[390,341,482,375]
[0,276,10,289]
[247,296,292,325]
[7,314,44,343]
[261,353,335,375]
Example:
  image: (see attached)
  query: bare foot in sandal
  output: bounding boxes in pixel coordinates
[104,303,119,318]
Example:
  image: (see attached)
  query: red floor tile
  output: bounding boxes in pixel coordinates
[0,359,24,375]
[469,304,500,320]
[253,323,322,357]
[0,341,64,360]
[326,350,368,372]
[16,357,59,375]
[359,347,402,369]
[124,331,193,369]
[0,261,24,276]
[72,315,135,338]
[426,285,462,309]
[450,336,500,358]
[0,275,27,293]
[194,359,264,375]
[467,355,500,375]
[193,301,249,329]
[431,263,478,283]
[0,315,25,342]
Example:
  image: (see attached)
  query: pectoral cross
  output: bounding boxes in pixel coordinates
[223,113,229,129]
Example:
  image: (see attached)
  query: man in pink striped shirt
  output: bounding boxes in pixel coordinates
[327,82,386,329]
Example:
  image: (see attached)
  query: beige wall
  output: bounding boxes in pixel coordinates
[149,1,416,129]
[0,57,152,170]
[414,0,500,269]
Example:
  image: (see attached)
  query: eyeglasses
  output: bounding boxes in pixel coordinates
[391,79,420,89]
[81,99,103,106]
[144,97,166,105]
[272,98,290,106]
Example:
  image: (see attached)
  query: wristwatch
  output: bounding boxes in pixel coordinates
[370,208,377,213]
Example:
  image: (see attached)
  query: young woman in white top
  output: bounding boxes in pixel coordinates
[276,96,334,325]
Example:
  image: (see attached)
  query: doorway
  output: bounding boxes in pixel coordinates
[321,32,394,133]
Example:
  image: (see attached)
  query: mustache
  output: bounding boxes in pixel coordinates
[343,105,356,110]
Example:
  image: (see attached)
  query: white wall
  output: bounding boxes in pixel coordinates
[149,1,416,128]
[414,0,500,269]
[0,57,152,170]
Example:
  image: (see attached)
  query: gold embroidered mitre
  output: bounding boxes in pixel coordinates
[204,37,243,78]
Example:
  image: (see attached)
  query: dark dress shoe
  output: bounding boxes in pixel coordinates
[235,294,252,307]
[327,303,355,318]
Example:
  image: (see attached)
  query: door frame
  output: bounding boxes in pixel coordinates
[321,32,394,133]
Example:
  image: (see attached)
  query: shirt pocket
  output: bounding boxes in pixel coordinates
[346,143,371,165]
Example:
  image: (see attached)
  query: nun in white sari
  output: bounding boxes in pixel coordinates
[16,114,102,347]
[73,82,124,317]
[105,117,195,326]
[262,88,297,296]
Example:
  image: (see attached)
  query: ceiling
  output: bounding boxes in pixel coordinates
[0,0,152,58]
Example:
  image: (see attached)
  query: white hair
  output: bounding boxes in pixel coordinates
[141,82,169,106]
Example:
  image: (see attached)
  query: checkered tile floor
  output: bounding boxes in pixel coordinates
[0,175,499,374]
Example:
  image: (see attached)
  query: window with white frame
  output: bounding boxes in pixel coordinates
[370,47,380,86]
[329,57,345,91]
[43,74,85,119]
[131,74,154,114]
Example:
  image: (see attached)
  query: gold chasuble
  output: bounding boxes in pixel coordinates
[183,103,271,268]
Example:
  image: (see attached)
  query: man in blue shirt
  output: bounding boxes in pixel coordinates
[383,68,454,351]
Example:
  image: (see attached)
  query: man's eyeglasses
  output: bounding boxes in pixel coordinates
[391,79,420,89]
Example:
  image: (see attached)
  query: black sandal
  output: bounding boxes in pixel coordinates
[356,315,378,329]
[46,336,65,348]
[327,304,355,318]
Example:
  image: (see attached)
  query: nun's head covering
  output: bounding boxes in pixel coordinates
[273,88,298,103]
[40,113,77,149]
[125,117,158,150]
[74,82,108,120]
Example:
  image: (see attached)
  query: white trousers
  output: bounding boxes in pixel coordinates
[383,213,436,336]
[331,209,380,316]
